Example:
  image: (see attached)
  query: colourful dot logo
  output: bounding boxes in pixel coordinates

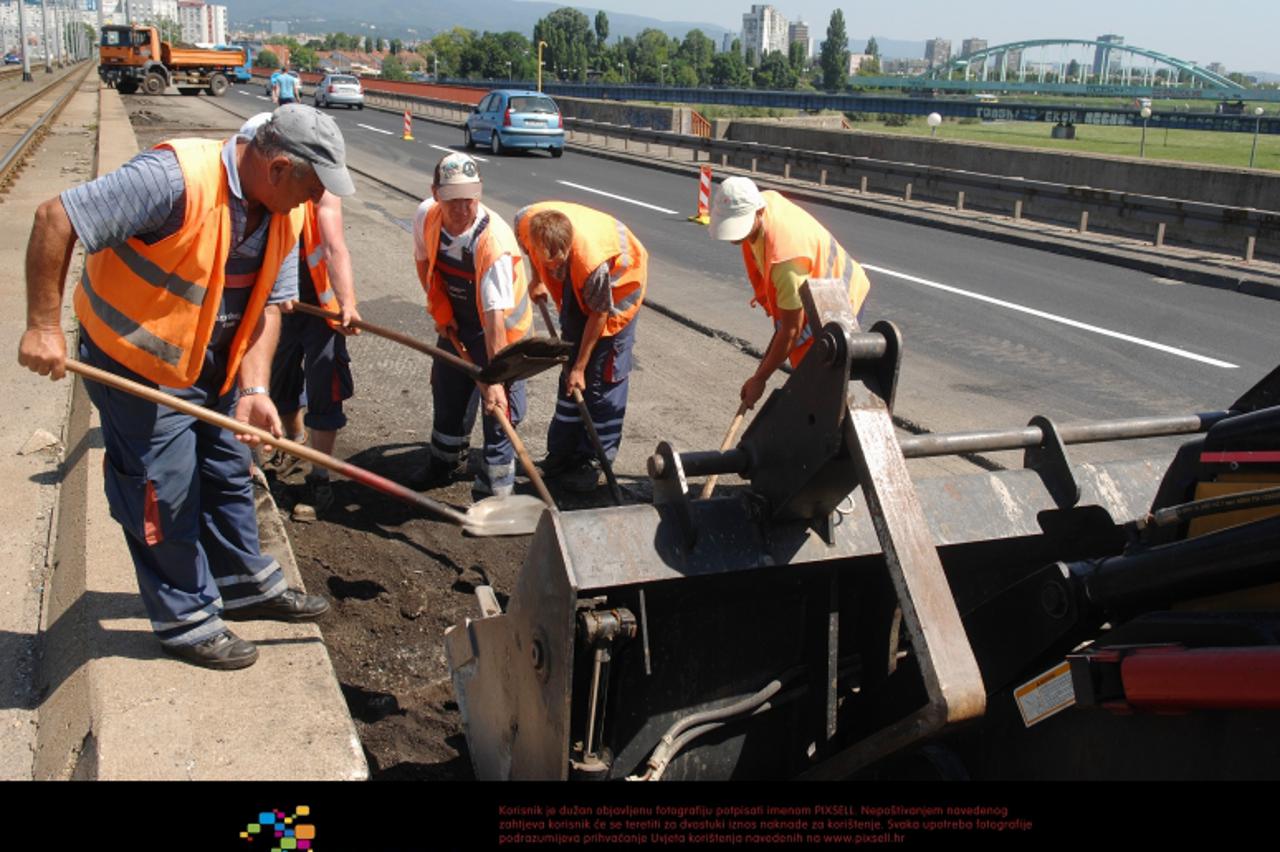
[240,806,315,851]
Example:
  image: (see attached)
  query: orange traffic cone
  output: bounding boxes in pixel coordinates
[402,110,414,141]
[688,164,712,225]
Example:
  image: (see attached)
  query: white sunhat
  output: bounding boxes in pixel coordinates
[708,176,766,241]
[434,151,483,201]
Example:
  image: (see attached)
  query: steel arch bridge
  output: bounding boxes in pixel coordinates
[924,39,1245,91]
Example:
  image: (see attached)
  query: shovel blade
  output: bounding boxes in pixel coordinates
[462,494,549,537]
[478,336,575,384]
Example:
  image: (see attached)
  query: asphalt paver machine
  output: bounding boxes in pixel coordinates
[446,279,1280,781]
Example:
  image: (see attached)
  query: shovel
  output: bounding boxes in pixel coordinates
[289,303,559,509]
[534,297,625,506]
[64,359,545,537]
[290,303,572,384]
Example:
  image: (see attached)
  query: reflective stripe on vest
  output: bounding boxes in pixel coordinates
[422,203,531,346]
[300,199,342,327]
[514,200,646,338]
[74,137,306,392]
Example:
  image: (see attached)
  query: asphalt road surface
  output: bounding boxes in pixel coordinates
[222,87,1280,458]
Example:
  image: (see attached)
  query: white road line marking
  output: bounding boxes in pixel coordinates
[555,180,679,215]
[239,91,254,96]
[429,143,486,162]
[862,263,1238,370]
[255,95,270,100]
[358,123,395,136]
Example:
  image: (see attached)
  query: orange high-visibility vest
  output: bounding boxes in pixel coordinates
[742,191,871,367]
[514,201,646,338]
[421,202,532,346]
[75,137,305,393]
[299,198,345,330]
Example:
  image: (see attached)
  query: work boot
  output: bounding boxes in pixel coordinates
[260,432,308,479]
[409,454,465,490]
[163,630,259,671]
[292,474,335,522]
[536,453,577,479]
[561,459,602,494]
[224,588,330,622]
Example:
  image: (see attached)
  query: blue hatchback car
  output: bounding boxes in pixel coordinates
[464,90,564,157]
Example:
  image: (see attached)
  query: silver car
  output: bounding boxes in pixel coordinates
[315,73,364,110]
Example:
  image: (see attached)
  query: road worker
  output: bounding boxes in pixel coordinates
[708,176,871,411]
[230,115,361,520]
[17,104,354,670]
[515,201,647,493]
[412,152,532,501]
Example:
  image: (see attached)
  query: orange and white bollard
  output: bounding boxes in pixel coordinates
[688,164,712,224]
[402,109,414,141]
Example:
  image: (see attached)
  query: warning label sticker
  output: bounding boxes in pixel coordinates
[1013,661,1075,727]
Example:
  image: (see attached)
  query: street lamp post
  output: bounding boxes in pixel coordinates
[1250,106,1265,169]
[617,62,625,83]
[659,62,668,86]
[927,112,942,137]
[17,0,30,81]
[40,0,51,73]
[506,60,512,81]
[537,39,547,92]
[1139,105,1151,158]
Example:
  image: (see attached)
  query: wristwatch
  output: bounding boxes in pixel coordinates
[240,386,268,397]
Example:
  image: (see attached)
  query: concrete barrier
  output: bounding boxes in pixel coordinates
[723,120,1279,259]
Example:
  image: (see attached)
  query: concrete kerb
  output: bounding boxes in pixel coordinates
[33,85,367,780]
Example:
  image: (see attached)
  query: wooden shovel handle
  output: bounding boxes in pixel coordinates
[64,359,470,527]
[699,403,749,500]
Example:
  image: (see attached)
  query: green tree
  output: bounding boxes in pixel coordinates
[390,38,403,55]
[256,49,280,69]
[710,50,750,87]
[323,32,361,50]
[865,37,879,56]
[381,55,408,81]
[1066,59,1080,80]
[151,16,183,44]
[634,27,674,83]
[419,27,475,79]
[293,45,317,71]
[819,9,848,90]
[788,40,807,72]
[533,8,594,82]
[678,29,715,85]
[595,11,609,46]
[755,50,798,89]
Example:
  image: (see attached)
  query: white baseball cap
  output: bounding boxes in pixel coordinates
[434,152,482,201]
[709,176,766,241]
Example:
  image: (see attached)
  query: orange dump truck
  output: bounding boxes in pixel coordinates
[98,25,244,97]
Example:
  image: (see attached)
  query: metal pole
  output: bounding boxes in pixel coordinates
[40,0,51,72]
[1140,117,1147,157]
[1250,109,1263,169]
[536,39,546,92]
[18,0,31,81]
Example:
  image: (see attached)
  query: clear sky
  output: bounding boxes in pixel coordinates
[585,0,1277,73]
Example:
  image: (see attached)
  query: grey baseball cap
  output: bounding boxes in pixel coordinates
[269,103,355,197]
